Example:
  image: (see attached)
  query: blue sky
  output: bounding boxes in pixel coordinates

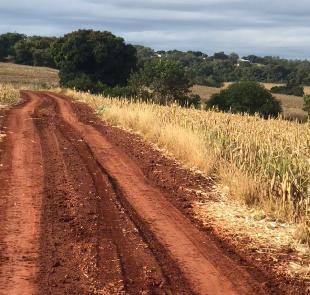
[1,0,310,59]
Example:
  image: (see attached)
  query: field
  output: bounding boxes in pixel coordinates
[0,62,59,89]
[192,83,309,120]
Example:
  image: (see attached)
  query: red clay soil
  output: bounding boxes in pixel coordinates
[0,91,307,294]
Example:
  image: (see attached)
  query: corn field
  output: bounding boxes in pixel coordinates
[63,89,310,231]
[0,84,20,106]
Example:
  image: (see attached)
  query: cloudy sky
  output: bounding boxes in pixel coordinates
[1,0,310,59]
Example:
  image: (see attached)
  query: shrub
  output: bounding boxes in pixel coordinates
[0,33,25,61]
[207,81,282,117]
[65,74,94,92]
[130,59,201,108]
[271,84,304,97]
[303,95,310,116]
[13,36,56,67]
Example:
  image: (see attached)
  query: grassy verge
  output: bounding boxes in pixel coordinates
[0,84,20,107]
[61,88,310,244]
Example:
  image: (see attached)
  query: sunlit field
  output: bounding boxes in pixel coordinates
[0,62,59,89]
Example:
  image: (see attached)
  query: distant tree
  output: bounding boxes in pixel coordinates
[14,39,34,65]
[303,95,310,116]
[14,36,56,67]
[134,45,155,67]
[157,50,166,55]
[0,33,25,60]
[271,84,304,97]
[229,53,239,63]
[130,59,200,107]
[212,52,229,60]
[52,29,137,91]
[207,81,282,118]
[187,51,208,58]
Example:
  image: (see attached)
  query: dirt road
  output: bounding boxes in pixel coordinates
[0,91,297,294]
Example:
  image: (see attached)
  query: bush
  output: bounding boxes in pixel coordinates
[0,33,25,61]
[303,95,310,116]
[195,76,223,88]
[65,74,94,92]
[207,81,282,117]
[130,59,200,108]
[100,84,138,98]
[271,84,304,97]
[13,36,56,67]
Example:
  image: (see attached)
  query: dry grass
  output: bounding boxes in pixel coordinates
[192,83,309,120]
[0,84,20,107]
[194,198,310,281]
[0,62,59,89]
[60,88,310,241]
[304,86,310,95]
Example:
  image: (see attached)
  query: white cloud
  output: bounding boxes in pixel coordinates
[0,0,310,58]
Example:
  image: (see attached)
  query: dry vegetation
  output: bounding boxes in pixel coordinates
[192,84,309,120]
[0,62,59,89]
[0,83,20,107]
[61,88,310,247]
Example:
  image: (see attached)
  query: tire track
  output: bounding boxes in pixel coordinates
[33,94,184,294]
[0,93,43,295]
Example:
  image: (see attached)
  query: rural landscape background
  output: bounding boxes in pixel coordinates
[0,1,310,294]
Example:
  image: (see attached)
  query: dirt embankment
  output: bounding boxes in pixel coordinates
[0,91,307,294]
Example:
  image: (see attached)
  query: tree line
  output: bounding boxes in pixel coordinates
[2,29,310,117]
[2,31,310,88]
[135,46,310,88]
[0,32,56,67]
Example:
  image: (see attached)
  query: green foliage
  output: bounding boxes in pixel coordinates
[303,95,310,116]
[212,52,229,60]
[271,84,304,97]
[65,74,94,92]
[207,81,282,118]
[137,49,310,87]
[129,59,200,107]
[0,33,25,60]
[52,29,137,90]
[134,45,155,67]
[2,32,310,90]
[13,36,56,67]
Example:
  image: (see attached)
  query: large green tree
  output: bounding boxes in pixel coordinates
[14,36,57,67]
[130,59,200,107]
[52,30,137,90]
[207,81,282,117]
[0,33,25,60]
